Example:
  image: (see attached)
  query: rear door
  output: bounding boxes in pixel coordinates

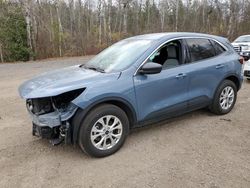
[183,38,229,110]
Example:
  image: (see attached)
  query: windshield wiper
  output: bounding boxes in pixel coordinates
[83,65,105,73]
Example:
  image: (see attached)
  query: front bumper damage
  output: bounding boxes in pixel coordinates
[28,101,78,145]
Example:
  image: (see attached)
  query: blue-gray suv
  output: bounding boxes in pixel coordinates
[19,32,244,157]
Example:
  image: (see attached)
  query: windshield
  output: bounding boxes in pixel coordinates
[234,36,250,43]
[83,39,153,73]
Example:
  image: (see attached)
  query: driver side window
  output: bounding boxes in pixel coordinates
[148,40,183,70]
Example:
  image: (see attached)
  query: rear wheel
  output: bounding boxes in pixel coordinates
[209,80,237,115]
[78,104,129,157]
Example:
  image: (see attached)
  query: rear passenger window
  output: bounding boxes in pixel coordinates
[211,40,226,55]
[186,39,216,62]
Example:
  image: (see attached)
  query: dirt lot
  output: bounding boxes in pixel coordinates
[0,56,249,188]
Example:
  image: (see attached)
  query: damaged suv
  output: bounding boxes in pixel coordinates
[19,32,243,157]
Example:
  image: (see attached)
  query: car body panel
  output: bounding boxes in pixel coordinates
[134,66,189,122]
[185,52,239,109]
[19,65,121,99]
[72,72,138,118]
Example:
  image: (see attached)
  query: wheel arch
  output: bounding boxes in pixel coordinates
[71,97,137,144]
[211,74,241,101]
[225,75,240,91]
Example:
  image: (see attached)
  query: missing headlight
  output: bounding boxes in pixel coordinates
[27,97,53,115]
[52,88,85,110]
[26,88,84,115]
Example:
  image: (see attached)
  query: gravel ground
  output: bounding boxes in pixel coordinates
[0,56,249,188]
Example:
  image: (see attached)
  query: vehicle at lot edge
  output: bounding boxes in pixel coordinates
[232,35,250,60]
[244,59,250,80]
[19,32,244,157]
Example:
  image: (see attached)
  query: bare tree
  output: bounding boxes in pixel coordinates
[97,0,102,45]
[0,42,3,63]
[159,0,169,31]
[122,0,130,33]
[108,0,112,43]
[55,1,63,57]
[175,0,179,32]
[21,0,34,60]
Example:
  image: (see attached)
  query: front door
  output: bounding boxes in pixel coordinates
[133,39,189,123]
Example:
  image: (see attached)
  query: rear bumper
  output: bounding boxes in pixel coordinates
[240,51,250,57]
[244,61,250,78]
[244,70,250,77]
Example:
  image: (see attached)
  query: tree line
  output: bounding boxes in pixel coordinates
[0,0,249,62]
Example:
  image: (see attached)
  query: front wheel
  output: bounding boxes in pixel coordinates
[209,80,237,115]
[78,104,129,157]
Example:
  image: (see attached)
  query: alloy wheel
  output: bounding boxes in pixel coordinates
[90,115,123,150]
[219,86,235,110]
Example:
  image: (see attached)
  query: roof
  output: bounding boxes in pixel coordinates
[127,32,226,41]
[237,35,250,37]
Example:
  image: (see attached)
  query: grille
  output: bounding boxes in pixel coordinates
[233,46,241,53]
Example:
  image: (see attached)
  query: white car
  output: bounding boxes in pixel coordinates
[232,35,250,80]
[244,59,250,80]
[232,35,250,58]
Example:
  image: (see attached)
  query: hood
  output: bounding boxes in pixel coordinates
[19,65,120,99]
[232,42,250,46]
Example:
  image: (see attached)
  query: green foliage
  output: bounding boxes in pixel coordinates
[0,2,30,62]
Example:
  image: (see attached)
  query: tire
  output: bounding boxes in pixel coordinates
[209,80,237,115]
[78,104,129,157]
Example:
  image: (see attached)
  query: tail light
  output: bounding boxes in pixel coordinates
[239,56,244,64]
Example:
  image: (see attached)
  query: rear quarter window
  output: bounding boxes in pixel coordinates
[210,40,226,55]
[186,38,216,62]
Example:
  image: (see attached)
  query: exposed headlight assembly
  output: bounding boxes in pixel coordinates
[52,88,85,110]
[26,88,85,115]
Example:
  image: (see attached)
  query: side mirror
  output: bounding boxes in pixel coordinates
[139,62,162,74]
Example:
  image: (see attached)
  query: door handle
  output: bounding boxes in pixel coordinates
[175,73,187,79]
[216,64,225,69]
